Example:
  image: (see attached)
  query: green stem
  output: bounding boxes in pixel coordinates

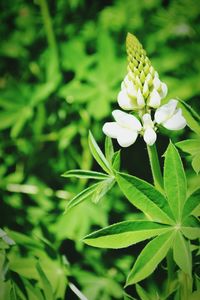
[147,143,164,193]
[38,0,59,70]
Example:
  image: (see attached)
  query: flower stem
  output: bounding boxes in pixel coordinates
[147,143,164,193]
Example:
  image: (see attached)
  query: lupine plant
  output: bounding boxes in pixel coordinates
[63,33,200,300]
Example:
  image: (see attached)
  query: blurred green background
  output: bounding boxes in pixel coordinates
[0,0,200,299]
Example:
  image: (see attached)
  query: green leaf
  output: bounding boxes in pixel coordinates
[192,154,200,174]
[176,139,200,156]
[178,99,200,135]
[183,189,200,219]
[112,151,121,171]
[136,284,151,300]
[176,139,200,174]
[126,231,175,286]
[65,182,102,212]
[36,262,53,300]
[88,131,112,175]
[91,178,115,204]
[181,216,200,240]
[84,221,171,249]
[105,137,114,164]
[173,232,192,276]
[116,173,174,225]
[164,142,187,221]
[62,169,110,180]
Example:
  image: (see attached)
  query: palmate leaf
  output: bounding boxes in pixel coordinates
[173,232,192,276]
[164,142,187,222]
[116,172,174,225]
[84,220,171,249]
[126,231,175,286]
[62,169,110,180]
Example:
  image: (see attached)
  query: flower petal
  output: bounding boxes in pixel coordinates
[154,99,178,124]
[153,76,161,90]
[143,128,157,146]
[148,89,161,108]
[137,89,145,108]
[112,110,142,131]
[142,113,154,129]
[117,90,135,110]
[102,122,121,138]
[162,109,187,130]
[117,127,138,147]
[159,82,168,99]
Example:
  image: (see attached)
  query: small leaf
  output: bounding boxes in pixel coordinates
[65,182,102,212]
[183,189,200,219]
[136,284,151,300]
[178,99,200,135]
[88,131,112,175]
[164,142,187,221]
[62,169,110,180]
[112,150,121,171]
[126,231,174,286]
[192,154,200,174]
[84,221,171,248]
[116,173,174,225]
[105,137,114,164]
[176,139,200,156]
[36,262,53,300]
[173,232,192,276]
[91,178,115,204]
[176,139,200,174]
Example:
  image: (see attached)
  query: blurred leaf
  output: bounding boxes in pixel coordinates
[36,262,53,300]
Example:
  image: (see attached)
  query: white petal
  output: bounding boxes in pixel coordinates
[117,127,138,147]
[159,82,168,99]
[143,128,157,146]
[143,80,149,97]
[117,90,135,110]
[142,113,154,129]
[148,89,161,108]
[137,89,145,108]
[153,76,161,90]
[154,99,178,124]
[162,109,187,130]
[112,110,142,131]
[102,122,121,138]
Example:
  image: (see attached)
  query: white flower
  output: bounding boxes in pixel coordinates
[142,114,157,145]
[154,99,187,130]
[117,75,145,110]
[148,76,168,108]
[102,110,142,147]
